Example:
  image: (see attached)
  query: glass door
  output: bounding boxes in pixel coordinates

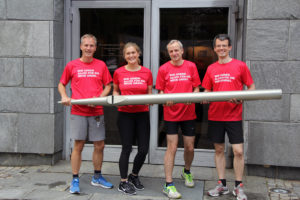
[150,0,237,166]
[70,0,151,162]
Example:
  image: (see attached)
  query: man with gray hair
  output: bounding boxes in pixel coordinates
[156,40,201,199]
[58,34,113,194]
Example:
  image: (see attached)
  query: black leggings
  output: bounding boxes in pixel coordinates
[117,111,150,179]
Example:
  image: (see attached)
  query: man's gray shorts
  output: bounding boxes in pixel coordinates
[70,114,106,141]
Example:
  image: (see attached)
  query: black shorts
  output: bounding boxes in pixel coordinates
[208,120,244,144]
[165,120,195,136]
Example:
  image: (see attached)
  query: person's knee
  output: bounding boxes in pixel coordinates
[233,148,244,159]
[94,142,105,152]
[121,145,132,156]
[74,141,85,152]
[214,145,225,155]
[184,144,194,154]
[138,146,149,156]
[167,143,178,153]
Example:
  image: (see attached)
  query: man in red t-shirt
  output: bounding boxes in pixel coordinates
[156,40,201,199]
[202,34,255,200]
[58,34,113,194]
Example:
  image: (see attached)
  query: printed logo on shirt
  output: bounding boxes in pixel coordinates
[123,77,146,85]
[77,69,99,78]
[214,73,235,83]
[169,73,191,82]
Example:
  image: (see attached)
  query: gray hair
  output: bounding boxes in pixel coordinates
[166,40,183,50]
[80,34,97,45]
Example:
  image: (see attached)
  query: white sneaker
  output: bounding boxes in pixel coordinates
[233,183,247,200]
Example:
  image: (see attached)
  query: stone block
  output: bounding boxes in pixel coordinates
[50,87,63,114]
[246,20,289,60]
[250,61,300,93]
[289,20,300,60]
[0,114,18,152]
[54,0,64,22]
[291,94,300,122]
[24,58,54,87]
[247,122,300,167]
[0,58,23,87]
[54,113,63,152]
[50,22,64,59]
[0,0,5,19]
[0,21,50,57]
[248,0,300,19]
[7,0,53,20]
[54,59,64,87]
[245,94,290,122]
[17,114,55,154]
[0,88,50,113]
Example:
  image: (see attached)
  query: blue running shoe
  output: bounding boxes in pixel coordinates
[91,174,113,189]
[69,178,80,194]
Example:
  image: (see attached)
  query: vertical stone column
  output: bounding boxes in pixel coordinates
[244,0,300,176]
[0,0,64,165]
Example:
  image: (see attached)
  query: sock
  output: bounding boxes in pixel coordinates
[166,182,174,187]
[94,170,101,178]
[73,174,79,179]
[235,180,242,187]
[219,179,226,186]
[184,168,191,174]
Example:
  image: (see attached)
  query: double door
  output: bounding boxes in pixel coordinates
[65,0,238,167]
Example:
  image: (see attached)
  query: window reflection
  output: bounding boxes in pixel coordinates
[158,8,228,149]
[80,9,144,145]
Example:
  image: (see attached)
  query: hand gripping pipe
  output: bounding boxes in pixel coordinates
[61,89,282,106]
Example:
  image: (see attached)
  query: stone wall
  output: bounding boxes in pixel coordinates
[245,0,300,170]
[0,0,64,165]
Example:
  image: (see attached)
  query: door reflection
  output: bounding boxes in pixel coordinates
[80,8,144,145]
[158,8,228,149]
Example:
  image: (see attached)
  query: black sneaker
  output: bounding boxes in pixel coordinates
[128,174,144,190]
[118,181,136,195]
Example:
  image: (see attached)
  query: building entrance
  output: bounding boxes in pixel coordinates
[66,0,237,166]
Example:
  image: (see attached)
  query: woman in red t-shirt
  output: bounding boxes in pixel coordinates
[113,42,153,195]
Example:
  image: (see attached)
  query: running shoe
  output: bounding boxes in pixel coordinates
[163,183,182,199]
[207,181,229,197]
[91,174,113,189]
[128,174,144,190]
[233,183,247,200]
[118,181,136,195]
[69,177,80,194]
[181,168,194,187]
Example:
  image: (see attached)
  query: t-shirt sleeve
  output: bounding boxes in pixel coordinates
[191,64,201,87]
[59,63,72,86]
[241,64,254,87]
[155,68,165,91]
[201,68,212,90]
[113,70,119,85]
[102,64,113,85]
[147,70,153,86]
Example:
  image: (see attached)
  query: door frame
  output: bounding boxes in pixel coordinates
[149,0,238,166]
[64,0,151,162]
[64,0,241,167]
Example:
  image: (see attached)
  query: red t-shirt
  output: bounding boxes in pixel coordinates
[202,58,254,121]
[60,58,112,116]
[113,66,153,113]
[155,60,201,121]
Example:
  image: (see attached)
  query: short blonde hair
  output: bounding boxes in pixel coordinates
[80,34,97,45]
